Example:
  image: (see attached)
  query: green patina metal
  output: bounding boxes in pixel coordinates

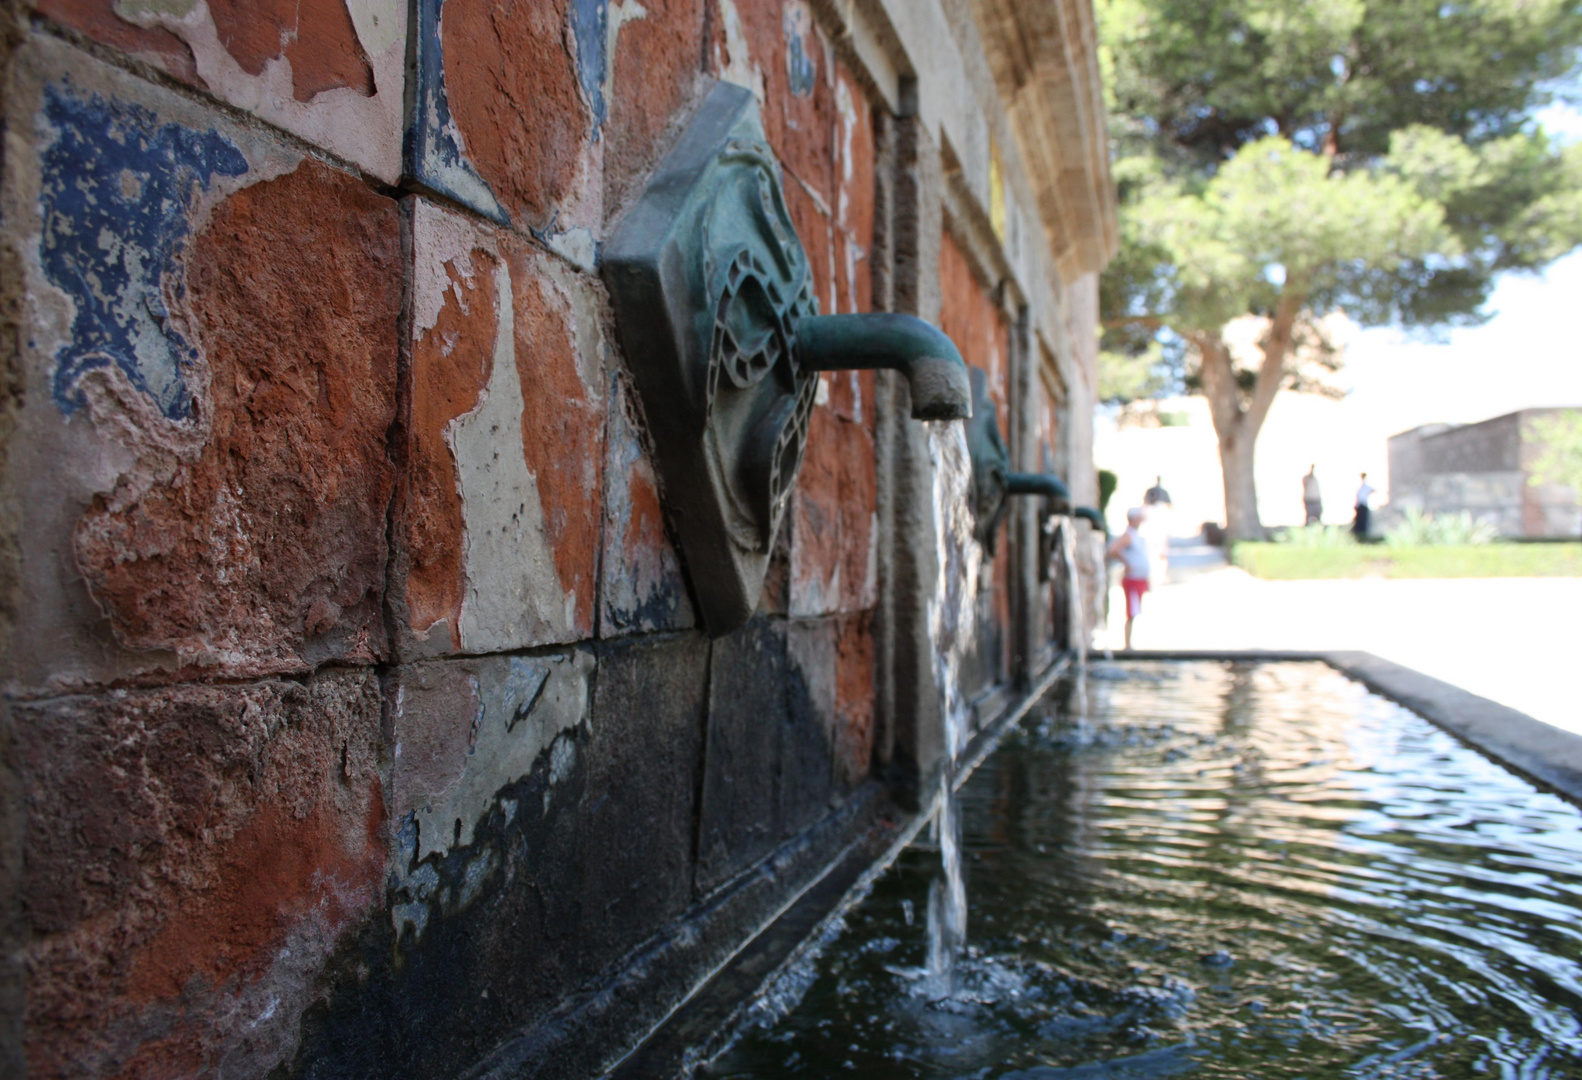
[602,81,970,635]
[965,367,1078,555]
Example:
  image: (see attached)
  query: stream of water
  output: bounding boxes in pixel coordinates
[710,661,1582,1078]
[923,419,981,999]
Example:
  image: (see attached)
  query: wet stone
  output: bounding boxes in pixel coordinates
[697,617,790,895]
[579,633,710,964]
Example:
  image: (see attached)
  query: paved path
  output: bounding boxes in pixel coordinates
[1098,544,1582,737]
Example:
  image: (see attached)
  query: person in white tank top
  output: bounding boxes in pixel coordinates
[1107,507,1151,650]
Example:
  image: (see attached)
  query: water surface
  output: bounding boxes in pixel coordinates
[711,662,1582,1078]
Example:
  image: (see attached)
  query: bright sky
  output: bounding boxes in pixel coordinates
[1343,251,1582,439]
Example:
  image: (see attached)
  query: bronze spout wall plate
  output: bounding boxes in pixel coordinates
[966,367,1073,555]
[603,83,820,634]
[604,82,970,635]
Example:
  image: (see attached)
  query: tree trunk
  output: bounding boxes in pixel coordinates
[1217,417,1263,541]
[1192,297,1302,543]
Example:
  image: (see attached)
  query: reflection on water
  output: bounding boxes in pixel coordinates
[710,662,1582,1078]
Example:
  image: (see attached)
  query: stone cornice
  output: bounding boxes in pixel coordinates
[970,0,1117,280]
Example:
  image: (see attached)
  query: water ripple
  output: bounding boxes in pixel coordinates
[710,662,1582,1079]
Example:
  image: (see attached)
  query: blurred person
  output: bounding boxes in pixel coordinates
[1303,465,1322,525]
[1107,507,1151,650]
[1353,473,1374,539]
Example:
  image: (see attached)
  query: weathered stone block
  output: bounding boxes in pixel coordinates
[710,0,837,213]
[940,228,1011,416]
[15,670,385,1079]
[295,651,597,1079]
[833,611,877,788]
[394,199,606,659]
[579,633,709,964]
[599,372,697,637]
[439,0,602,261]
[790,405,878,617]
[387,650,594,869]
[35,0,408,182]
[833,61,877,315]
[604,0,708,217]
[293,638,703,1079]
[784,617,838,831]
[1,36,401,690]
[696,617,788,894]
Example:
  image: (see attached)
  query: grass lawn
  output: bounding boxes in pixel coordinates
[1231,542,1582,580]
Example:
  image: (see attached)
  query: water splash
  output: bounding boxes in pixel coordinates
[923,420,980,998]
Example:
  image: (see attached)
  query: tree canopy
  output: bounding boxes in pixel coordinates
[1098,0,1582,535]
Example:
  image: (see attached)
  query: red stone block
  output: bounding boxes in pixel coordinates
[442,0,598,234]
[940,229,1010,427]
[399,213,499,652]
[833,611,876,788]
[507,235,605,640]
[71,159,401,676]
[790,404,877,617]
[395,201,606,657]
[833,61,876,313]
[605,0,708,217]
[710,0,837,212]
[17,670,385,1079]
[208,0,373,99]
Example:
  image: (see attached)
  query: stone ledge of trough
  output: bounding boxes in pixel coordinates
[1115,649,1582,811]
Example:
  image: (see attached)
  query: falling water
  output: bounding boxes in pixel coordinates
[922,420,980,998]
[1059,516,1086,665]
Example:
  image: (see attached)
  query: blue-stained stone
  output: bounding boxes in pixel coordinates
[403,0,511,225]
[570,0,608,132]
[40,82,247,419]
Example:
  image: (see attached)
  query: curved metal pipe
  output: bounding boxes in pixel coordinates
[796,313,972,421]
[1072,506,1108,535]
[1004,472,1071,512]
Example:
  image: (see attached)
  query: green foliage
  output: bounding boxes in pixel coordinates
[1100,0,1582,371]
[1270,523,1356,547]
[1384,508,1498,547]
[1528,411,1582,494]
[1098,469,1119,513]
[1098,341,1170,403]
[1233,542,1582,579]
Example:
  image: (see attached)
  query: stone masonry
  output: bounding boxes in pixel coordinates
[0,2,1114,1077]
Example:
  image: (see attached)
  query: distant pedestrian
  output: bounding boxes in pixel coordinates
[1353,473,1374,539]
[1302,465,1323,525]
[1107,507,1151,650]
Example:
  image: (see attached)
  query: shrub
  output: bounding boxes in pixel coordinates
[1384,508,1497,547]
[1269,524,1356,548]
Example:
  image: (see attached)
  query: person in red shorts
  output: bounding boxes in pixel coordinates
[1107,507,1151,650]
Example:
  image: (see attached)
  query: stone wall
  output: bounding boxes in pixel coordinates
[0,2,1113,1076]
[1388,410,1581,539]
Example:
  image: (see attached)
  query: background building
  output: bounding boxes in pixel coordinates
[1389,409,1582,538]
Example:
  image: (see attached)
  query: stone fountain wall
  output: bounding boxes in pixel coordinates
[0,2,1113,1076]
